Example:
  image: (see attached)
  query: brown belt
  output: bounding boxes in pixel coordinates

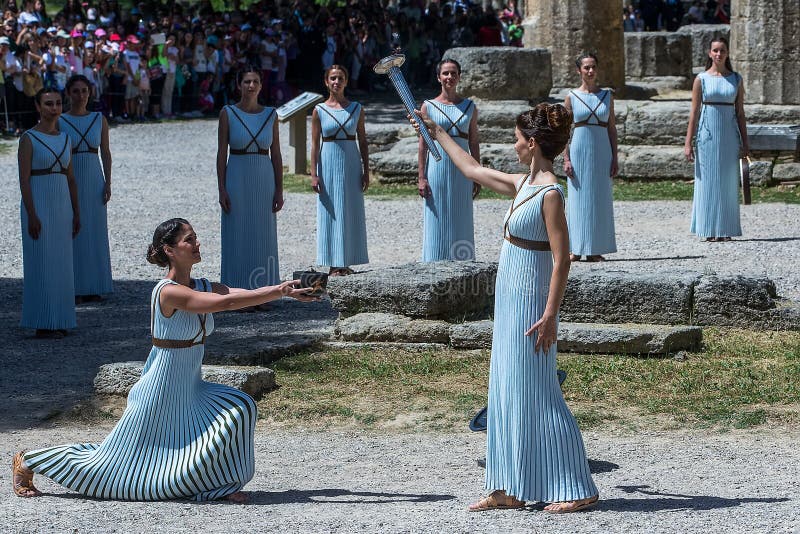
[574,120,608,128]
[505,235,551,251]
[702,101,734,106]
[229,148,270,155]
[152,337,205,349]
[73,148,99,154]
[322,135,356,141]
[30,169,67,176]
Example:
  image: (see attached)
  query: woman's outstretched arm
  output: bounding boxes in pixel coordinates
[412,109,520,197]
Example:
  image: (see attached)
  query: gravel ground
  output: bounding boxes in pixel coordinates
[2,426,799,533]
[1,112,799,533]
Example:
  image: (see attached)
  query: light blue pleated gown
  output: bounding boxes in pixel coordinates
[315,102,368,268]
[23,279,257,501]
[221,105,280,289]
[485,181,597,503]
[567,90,617,256]
[422,99,476,261]
[20,130,76,330]
[59,112,113,296]
[690,72,742,238]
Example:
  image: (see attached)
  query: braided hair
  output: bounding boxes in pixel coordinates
[146,218,190,268]
[515,103,573,161]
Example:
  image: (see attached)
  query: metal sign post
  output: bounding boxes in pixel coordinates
[277,91,325,174]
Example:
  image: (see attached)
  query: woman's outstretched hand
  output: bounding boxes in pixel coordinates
[408,109,438,139]
[279,280,319,302]
[525,313,557,353]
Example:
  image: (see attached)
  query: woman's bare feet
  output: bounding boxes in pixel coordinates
[12,452,41,498]
[543,495,598,513]
[225,491,248,504]
[586,255,606,262]
[570,254,581,262]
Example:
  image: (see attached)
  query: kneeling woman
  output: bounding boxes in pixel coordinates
[413,104,598,513]
[13,218,316,502]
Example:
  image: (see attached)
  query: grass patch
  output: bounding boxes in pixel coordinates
[259,328,800,431]
[283,174,800,203]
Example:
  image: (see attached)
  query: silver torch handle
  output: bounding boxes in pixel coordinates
[374,54,442,162]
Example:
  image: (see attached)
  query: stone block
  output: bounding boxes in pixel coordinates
[558,322,702,355]
[448,320,702,354]
[95,362,276,399]
[676,24,730,69]
[441,47,552,101]
[523,0,624,90]
[625,32,693,79]
[562,270,698,325]
[617,145,694,180]
[773,163,800,182]
[336,312,451,343]
[622,100,690,145]
[748,160,774,186]
[327,261,497,319]
[692,275,779,327]
[450,320,493,349]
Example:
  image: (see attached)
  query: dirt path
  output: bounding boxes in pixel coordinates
[3,425,798,533]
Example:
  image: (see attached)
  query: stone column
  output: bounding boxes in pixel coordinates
[522,0,624,91]
[731,0,800,104]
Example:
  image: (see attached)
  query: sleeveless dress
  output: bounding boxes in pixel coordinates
[485,180,597,503]
[567,90,617,256]
[59,112,113,297]
[690,72,742,238]
[315,102,369,268]
[23,279,257,501]
[221,105,280,288]
[20,130,76,330]
[422,98,476,262]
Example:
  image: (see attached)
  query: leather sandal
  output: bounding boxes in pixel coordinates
[543,495,598,514]
[468,490,525,512]
[12,451,41,498]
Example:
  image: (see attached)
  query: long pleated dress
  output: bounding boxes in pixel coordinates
[221,105,280,289]
[315,102,369,268]
[19,130,76,330]
[422,99,476,261]
[567,90,617,256]
[23,278,257,501]
[485,180,597,503]
[59,112,113,297]
[690,72,742,238]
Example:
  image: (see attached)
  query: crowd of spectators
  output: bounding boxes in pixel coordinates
[623,0,731,32]
[0,0,527,134]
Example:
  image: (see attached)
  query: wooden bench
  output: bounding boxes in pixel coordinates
[747,124,800,160]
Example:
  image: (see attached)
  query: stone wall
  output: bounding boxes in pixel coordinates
[440,47,552,101]
[522,0,624,90]
[731,0,800,104]
[625,32,692,82]
[675,24,730,69]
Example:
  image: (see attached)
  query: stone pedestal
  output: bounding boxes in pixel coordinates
[731,0,800,104]
[522,0,624,90]
[625,32,692,80]
[676,24,730,69]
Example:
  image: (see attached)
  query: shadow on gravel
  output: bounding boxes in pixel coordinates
[603,255,705,262]
[735,237,800,243]
[588,459,620,474]
[0,277,337,432]
[245,488,456,505]
[597,485,790,512]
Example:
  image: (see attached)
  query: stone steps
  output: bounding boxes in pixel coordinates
[94,362,276,399]
[335,313,702,356]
